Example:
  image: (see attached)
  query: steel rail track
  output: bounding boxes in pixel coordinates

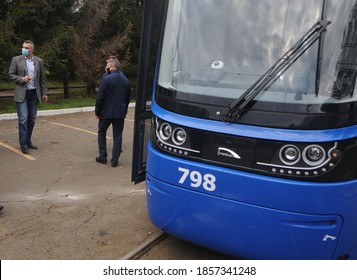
[121,232,169,260]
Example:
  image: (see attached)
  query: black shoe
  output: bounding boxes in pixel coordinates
[0,205,3,212]
[22,148,30,154]
[111,162,118,167]
[96,157,107,164]
[28,143,38,149]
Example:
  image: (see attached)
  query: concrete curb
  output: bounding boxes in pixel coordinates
[0,103,136,121]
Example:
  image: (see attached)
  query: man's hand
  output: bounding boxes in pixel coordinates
[42,95,48,103]
[22,75,31,83]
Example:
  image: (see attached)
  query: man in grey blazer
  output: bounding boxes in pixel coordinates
[8,40,48,154]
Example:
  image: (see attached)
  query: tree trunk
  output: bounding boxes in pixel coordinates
[63,78,70,99]
[86,79,96,97]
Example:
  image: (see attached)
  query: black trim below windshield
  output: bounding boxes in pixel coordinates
[155,85,357,130]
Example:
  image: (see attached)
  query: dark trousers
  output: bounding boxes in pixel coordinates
[97,118,124,164]
[16,89,39,150]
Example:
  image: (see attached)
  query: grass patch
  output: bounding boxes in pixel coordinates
[0,80,85,89]
[0,90,96,114]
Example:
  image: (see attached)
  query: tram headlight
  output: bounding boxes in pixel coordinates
[159,123,172,140]
[331,148,342,159]
[172,127,186,145]
[279,145,300,165]
[303,145,325,166]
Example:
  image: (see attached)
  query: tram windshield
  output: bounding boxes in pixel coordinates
[156,0,357,129]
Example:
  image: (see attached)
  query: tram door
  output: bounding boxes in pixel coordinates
[132,0,165,183]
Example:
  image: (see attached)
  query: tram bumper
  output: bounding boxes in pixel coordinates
[146,143,356,260]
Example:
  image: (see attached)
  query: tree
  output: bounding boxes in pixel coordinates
[69,0,136,96]
[0,0,144,98]
[40,26,75,98]
[69,0,112,96]
[0,0,17,80]
[37,0,80,98]
[0,0,79,99]
[99,0,143,95]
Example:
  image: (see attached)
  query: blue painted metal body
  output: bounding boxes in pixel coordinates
[138,0,357,260]
[146,102,357,259]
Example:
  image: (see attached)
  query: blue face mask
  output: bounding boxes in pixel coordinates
[22,48,30,57]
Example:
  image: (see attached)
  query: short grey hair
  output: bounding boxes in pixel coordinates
[23,40,35,49]
[109,59,122,71]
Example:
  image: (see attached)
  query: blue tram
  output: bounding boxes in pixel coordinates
[132,0,357,259]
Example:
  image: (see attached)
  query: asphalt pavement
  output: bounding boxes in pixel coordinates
[0,105,161,259]
[0,105,230,259]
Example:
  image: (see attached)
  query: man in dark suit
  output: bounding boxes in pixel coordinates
[95,59,131,167]
[8,40,48,154]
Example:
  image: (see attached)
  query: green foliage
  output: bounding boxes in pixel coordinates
[0,0,144,97]
[0,90,95,114]
[0,1,17,80]
[38,94,96,111]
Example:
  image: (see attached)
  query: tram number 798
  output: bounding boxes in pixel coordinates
[178,167,216,192]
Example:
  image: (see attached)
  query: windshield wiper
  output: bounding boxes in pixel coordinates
[225,20,331,120]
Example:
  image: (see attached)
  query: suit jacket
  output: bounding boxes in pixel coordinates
[95,70,131,119]
[8,55,48,103]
